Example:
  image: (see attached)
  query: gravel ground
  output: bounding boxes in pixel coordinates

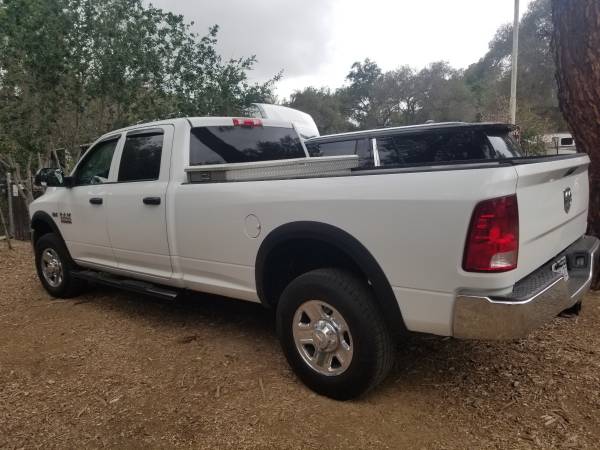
[1,240,599,449]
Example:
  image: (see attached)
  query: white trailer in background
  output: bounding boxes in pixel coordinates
[543,132,577,155]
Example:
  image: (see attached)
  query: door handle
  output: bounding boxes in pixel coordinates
[89,197,103,205]
[143,197,161,205]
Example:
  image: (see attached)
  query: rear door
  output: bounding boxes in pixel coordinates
[104,125,174,279]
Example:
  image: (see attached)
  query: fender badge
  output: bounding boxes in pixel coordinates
[59,212,72,224]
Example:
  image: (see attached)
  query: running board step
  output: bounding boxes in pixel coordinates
[72,270,179,301]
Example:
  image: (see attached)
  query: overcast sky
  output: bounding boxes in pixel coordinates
[149,0,533,100]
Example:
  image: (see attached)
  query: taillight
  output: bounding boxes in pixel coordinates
[233,118,262,128]
[463,194,519,272]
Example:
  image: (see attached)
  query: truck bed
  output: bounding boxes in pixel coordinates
[174,152,590,335]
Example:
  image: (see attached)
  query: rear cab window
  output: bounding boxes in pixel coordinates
[189,123,305,165]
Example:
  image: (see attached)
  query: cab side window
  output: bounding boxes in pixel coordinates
[118,130,164,182]
[376,131,490,167]
[74,138,119,186]
[307,138,373,167]
[307,140,354,158]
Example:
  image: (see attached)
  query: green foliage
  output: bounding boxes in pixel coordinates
[516,105,553,155]
[0,0,277,171]
[341,59,385,128]
[465,0,563,129]
[290,59,475,131]
[412,62,476,124]
[285,87,352,135]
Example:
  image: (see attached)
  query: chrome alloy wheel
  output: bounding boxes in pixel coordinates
[292,300,353,376]
[41,248,64,288]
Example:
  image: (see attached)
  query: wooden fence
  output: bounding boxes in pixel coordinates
[1,176,32,241]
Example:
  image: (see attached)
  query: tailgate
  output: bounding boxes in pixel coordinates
[514,155,590,278]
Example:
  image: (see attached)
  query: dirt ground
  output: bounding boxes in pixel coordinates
[1,241,599,449]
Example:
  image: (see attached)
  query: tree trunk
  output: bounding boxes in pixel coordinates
[551,0,600,289]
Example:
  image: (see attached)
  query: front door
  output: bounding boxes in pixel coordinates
[59,135,121,267]
[104,125,173,279]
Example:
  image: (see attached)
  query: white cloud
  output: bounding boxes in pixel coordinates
[148,0,335,81]
[148,0,534,99]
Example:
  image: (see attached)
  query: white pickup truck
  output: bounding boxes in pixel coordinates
[30,115,598,399]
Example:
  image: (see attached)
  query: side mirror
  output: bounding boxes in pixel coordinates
[34,168,71,188]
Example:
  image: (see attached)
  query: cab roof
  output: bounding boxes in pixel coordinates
[96,117,296,143]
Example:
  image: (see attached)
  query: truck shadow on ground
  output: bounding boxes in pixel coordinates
[74,284,549,400]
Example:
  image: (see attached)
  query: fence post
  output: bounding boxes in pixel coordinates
[0,203,12,249]
[6,171,15,237]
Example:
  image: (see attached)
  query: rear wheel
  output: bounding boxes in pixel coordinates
[276,268,394,400]
[35,233,85,298]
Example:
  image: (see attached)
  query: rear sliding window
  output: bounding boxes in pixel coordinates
[189,126,305,165]
[376,130,522,167]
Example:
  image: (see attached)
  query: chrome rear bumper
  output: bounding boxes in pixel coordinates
[453,235,599,340]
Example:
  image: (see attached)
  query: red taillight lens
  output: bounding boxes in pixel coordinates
[232,118,263,128]
[463,194,519,272]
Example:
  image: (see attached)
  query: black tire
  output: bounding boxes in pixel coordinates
[276,268,394,400]
[34,233,85,298]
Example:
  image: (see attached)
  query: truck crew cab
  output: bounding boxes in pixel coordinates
[30,116,598,400]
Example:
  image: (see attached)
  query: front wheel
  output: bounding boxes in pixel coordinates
[276,268,394,400]
[35,233,85,298]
